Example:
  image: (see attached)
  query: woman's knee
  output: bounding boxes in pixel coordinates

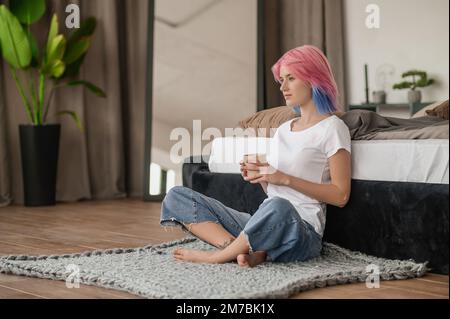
[257,197,296,218]
[266,196,291,207]
[164,185,189,202]
[160,186,194,220]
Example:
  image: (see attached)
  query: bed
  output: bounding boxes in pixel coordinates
[182,112,449,274]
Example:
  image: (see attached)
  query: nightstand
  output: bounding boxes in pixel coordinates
[349,102,432,117]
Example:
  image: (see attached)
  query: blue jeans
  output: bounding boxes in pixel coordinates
[160,186,322,262]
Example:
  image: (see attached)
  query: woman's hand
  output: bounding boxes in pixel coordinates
[240,161,290,186]
[240,161,268,193]
[239,160,248,178]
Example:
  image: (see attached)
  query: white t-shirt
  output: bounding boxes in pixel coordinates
[265,115,351,237]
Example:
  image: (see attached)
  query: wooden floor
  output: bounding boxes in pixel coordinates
[0,198,447,299]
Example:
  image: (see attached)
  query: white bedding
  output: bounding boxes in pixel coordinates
[208,137,449,184]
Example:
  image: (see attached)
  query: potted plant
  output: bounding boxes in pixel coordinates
[392,69,435,103]
[0,0,106,206]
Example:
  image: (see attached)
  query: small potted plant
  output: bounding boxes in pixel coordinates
[0,0,106,206]
[392,69,435,103]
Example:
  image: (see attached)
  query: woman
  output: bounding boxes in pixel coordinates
[160,45,351,267]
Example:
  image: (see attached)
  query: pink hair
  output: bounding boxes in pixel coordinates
[271,45,341,112]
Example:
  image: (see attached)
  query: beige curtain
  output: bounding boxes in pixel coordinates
[0,61,11,207]
[264,0,347,110]
[0,0,148,205]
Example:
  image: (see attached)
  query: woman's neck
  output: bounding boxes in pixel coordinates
[298,101,329,125]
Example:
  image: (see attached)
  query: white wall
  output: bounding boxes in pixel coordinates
[153,0,257,133]
[344,0,449,115]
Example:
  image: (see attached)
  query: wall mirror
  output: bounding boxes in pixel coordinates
[144,0,259,200]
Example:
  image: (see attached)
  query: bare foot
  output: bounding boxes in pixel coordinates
[173,247,217,263]
[237,251,267,268]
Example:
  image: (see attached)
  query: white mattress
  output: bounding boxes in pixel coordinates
[208,137,449,184]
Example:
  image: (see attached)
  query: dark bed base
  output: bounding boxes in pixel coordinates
[182,157,449,274]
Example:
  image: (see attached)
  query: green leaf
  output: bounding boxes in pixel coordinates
[0,5,31,69]
[42,35,66,75]
[50,60,65,78]
[37,72,45,124]
[416,78,435,88]
[402,70,426,78]
[24,29,39,67]
[67,17,97,46]
[67,80,106,97]
[58,18,97,80]
[392,81,413,90]
[46,14,58,57]
[57,110,84,132]
[61,53,86,78]
[10,0,46,25]
[63,37,90,65]
[47,35,66,63]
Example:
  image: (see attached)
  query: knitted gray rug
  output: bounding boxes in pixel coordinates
[0,237,428,299]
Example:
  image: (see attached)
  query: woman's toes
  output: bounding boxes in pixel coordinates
[237,254,250,267]
[173,248,183,256]
[237,252,267,267]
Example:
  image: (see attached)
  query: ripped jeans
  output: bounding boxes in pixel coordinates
[160,186,322,262]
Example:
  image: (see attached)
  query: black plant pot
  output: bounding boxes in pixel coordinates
[19,124,61,206]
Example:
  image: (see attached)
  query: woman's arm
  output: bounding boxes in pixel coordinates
[259,181,268,194]
[244,149,351,207]
[285,149,351,207]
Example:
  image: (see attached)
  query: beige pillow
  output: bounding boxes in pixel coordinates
[238,106,297,129]
[425,100,448,120]
[238,106,345,129]
[412,100,448,118]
